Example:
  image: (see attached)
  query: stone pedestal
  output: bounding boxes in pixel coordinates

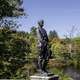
[30,75,59,80]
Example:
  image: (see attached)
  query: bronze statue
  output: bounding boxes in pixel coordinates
[37,20,52,74]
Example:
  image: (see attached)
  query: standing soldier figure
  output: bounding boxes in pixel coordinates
[37,20,52,74]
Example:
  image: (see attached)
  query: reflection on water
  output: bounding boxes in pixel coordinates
[64,67,80,80]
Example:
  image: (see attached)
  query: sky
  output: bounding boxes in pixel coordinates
[18,0,80,38]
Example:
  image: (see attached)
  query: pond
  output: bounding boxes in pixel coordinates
[63,66,80,80]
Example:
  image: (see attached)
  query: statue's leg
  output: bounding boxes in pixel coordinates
[42,46,49,72]
[38,57,43,72]
[42,59,48,72]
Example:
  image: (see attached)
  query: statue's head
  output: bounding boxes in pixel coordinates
[38,20,44,28]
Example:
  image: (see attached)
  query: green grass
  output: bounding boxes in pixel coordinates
[50,68,73,80]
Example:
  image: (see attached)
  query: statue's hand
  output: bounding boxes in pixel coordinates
[37,42,42,48]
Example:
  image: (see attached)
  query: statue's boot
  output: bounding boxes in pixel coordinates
[43,69,54,76]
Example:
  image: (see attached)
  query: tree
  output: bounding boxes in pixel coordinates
[30,26,37,36]
[0,0,24,19]
[0,0,32,79]
[49,30,58,41]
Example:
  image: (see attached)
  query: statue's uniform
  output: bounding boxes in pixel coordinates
[37,27,49,72]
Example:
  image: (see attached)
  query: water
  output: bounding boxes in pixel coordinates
[63,67,80,80]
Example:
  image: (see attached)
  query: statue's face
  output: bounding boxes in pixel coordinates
[38,20,44,28]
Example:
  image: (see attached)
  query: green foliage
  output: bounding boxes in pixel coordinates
[30,26,37,36]
[49,30,58,41]
[51,38,66,59]
[54,68,73,80]
[0,21,30,79]
[0,0,24,18]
